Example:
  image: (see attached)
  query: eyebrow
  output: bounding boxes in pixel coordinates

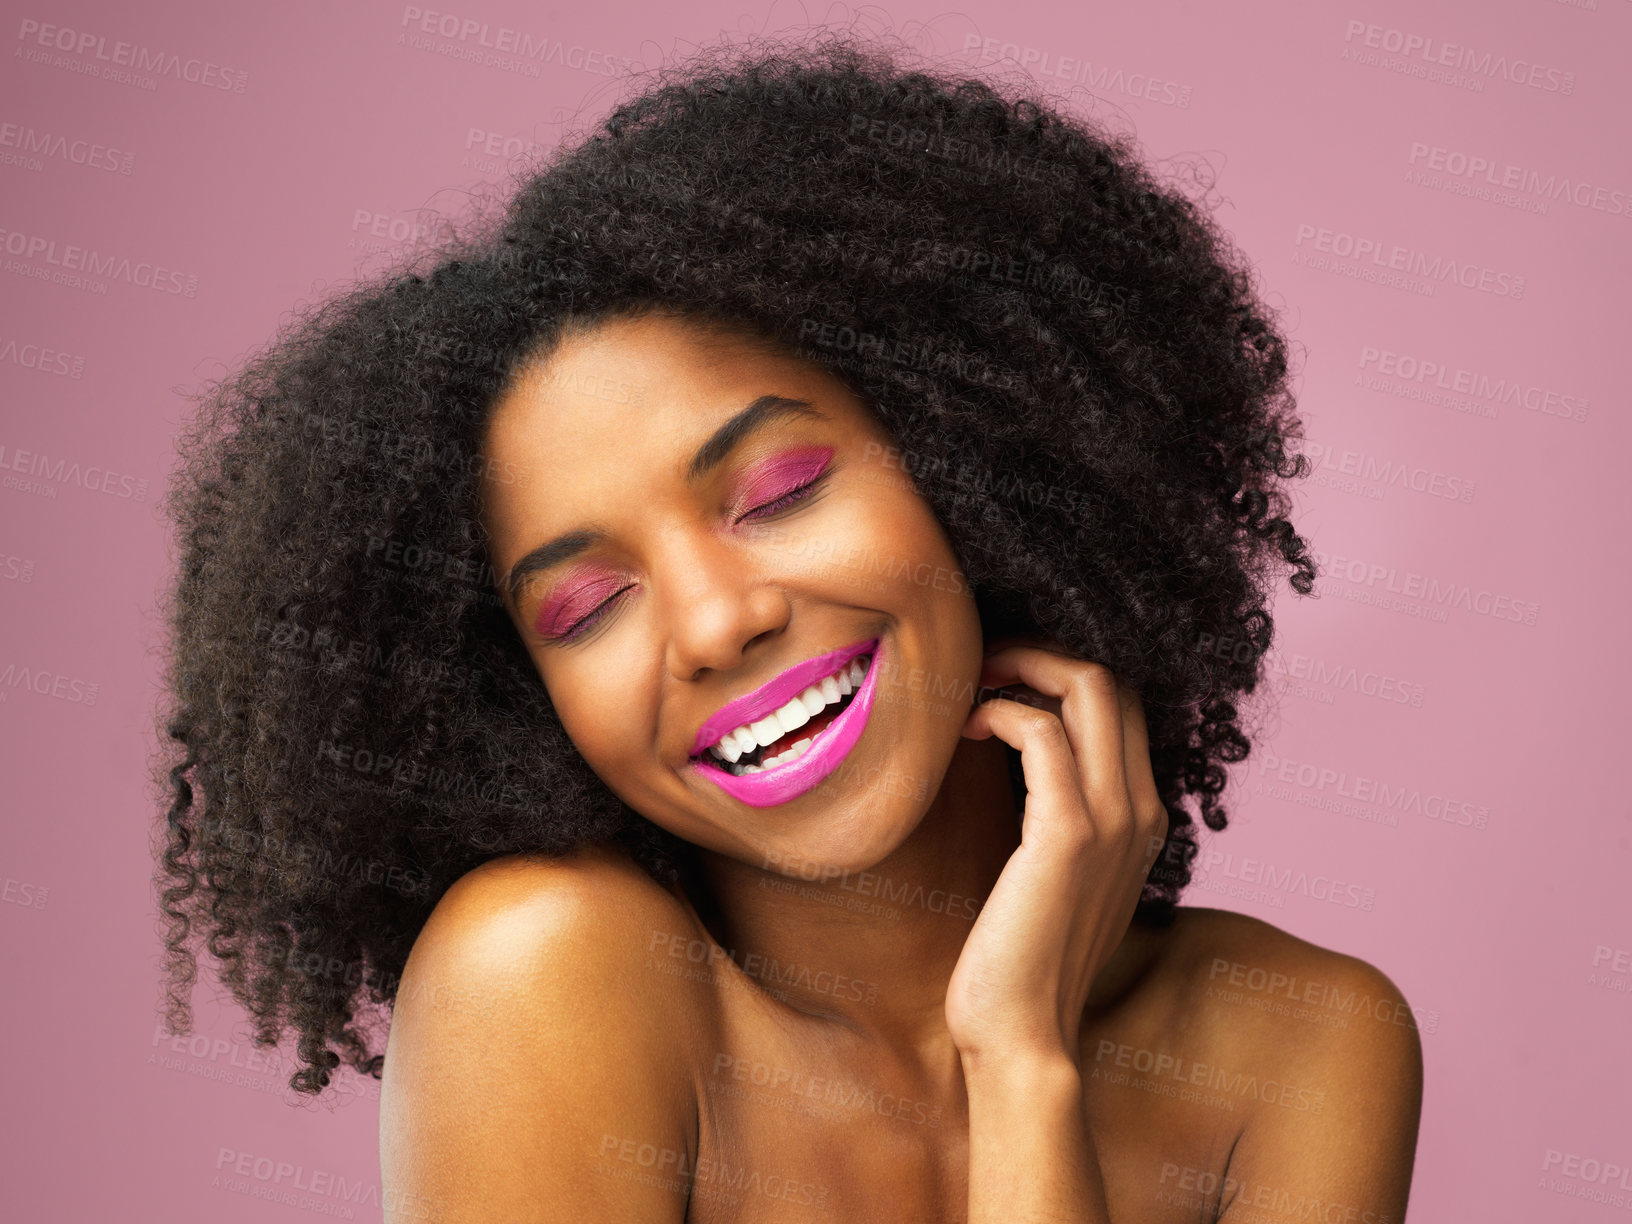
[503,394,826,609]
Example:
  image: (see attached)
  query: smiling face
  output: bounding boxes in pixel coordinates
[479,308,984,875]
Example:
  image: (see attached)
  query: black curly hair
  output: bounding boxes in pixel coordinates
[152,30,1317,1096]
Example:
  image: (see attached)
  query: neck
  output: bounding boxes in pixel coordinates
[685,735,1059,1076]
[674,732,1166,1103]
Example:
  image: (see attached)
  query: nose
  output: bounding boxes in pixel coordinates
[659,527,790,682]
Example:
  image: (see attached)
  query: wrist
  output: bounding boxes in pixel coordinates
[960,1044,1083,1098]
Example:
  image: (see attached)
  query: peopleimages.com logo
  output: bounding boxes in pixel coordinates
[1407,143,1629,218]
[1341,19,1576,94]
[1294,224,1524,298]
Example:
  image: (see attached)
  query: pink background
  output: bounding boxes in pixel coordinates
[2,0,1626,1219]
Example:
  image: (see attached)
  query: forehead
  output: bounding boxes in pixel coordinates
[488,312,838,446]
[478,312,867,529]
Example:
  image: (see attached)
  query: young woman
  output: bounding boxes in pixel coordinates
[155,34,1422,1223]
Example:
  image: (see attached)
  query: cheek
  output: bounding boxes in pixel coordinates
[880,491,962,576]
[554,695,614,767]
[812,484,956,605]
[546,662,648,768]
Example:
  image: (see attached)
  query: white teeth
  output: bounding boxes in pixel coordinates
[761,738,814,770]
[704,652,873,770]
[715,736,743,764]
[775,696,811,734]
[749,713,782,748]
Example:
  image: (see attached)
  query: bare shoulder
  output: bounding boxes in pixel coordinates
[1156,907,1424,1220]
[390,842,714,1043]
[1163,905,1425,1059]
[379,843,715,1222]
[405,840,705,972]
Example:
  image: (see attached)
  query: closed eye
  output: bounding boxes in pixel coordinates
[552,583,635,643]
[736,470,831,523]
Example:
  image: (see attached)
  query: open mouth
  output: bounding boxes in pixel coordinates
[693,653,871,776]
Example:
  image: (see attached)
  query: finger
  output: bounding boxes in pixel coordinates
[981,633,1070,659]
[1112,681,1168,868]
[1117,679,1163,819]
[962,697,1089,846]
[980,647,1126,811]
[978,683,1062,725]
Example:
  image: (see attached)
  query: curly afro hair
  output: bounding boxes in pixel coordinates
[153,31,1317,1096]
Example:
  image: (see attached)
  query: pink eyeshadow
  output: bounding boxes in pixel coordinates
[737,445,834,510]
[534,568,624,638]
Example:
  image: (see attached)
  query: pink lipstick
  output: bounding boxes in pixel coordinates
[688,635,883,807]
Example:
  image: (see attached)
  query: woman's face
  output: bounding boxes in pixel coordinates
[479,310,984,874]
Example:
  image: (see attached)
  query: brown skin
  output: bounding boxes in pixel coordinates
[377,309,1424,1222]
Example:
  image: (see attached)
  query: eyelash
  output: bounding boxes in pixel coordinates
[548,469,833,644]
[554,582,636,643]
[736,470,830,523]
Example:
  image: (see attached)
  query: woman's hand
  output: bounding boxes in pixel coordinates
[945,638,1168,1068]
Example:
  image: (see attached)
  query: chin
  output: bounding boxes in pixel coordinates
[761,744,957,881]
[784,811,918,876]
